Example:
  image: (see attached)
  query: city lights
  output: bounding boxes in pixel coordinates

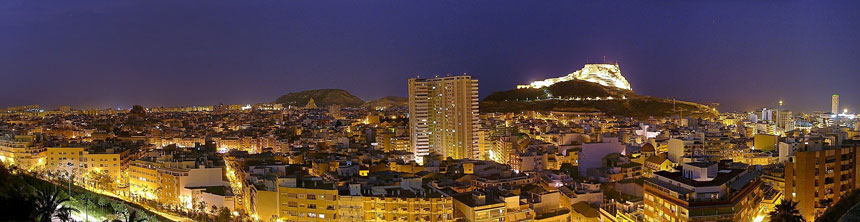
[1,1,857,222]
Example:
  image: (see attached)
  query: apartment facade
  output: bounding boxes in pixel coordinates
[128,158,227,208]
[0,134,46,171]
[408,76,479,164]
[277,179,339,222]
[45,147,122,182]
[784,143,859,221]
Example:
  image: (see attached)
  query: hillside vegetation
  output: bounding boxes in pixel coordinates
[481,79,715,118]
[275,89,408,109]
[363,96,408,109]
[274,89,364,107]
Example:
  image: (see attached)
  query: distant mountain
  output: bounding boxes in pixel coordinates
[274,89,364,107]
[482,64,717,118]
[363,96,408,109]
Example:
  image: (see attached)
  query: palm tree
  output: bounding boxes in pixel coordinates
[104,208,147,222]
[33,186,79,222]
[769,200,805,222]
[56,209,75,222]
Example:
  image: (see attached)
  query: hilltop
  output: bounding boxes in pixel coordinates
[517,63,633,91]
[274,89,408,109]
[274,89,364,107]
[485,80,635,102]
[362,96,408,109]
[482,64,716,118]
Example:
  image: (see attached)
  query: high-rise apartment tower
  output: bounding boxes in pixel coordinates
[408,76,479,164]
[832,94,840,114]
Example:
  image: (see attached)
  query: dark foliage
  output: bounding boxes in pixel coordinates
[480,79,715,118]
[770,200,805,222]
[817,189,860,222]
[274,89,364,107]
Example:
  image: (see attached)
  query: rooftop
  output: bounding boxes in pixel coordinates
[571,202,600,218]
[652,168,745,187]
[453,192,504,207]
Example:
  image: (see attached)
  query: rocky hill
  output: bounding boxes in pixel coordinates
[363,96,408,109]
[517,63,633,91]
[485,80,634,102]
[483,64,716,118]
[274,89,364,107]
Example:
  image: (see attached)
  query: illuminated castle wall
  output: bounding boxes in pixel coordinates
[517,63,632,91]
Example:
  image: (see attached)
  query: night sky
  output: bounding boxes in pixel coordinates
[2,1,859,112]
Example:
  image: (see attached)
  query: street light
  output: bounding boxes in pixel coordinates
[66,162,74,197]
[82,196,89,222]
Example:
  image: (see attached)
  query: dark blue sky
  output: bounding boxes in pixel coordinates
[1,1,859,112]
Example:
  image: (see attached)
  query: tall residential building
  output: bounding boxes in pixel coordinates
[776,110,794,133]
[760,107,794,133]
[475,129,498,161]
[832,94,840,114]
[408,76,479,164]
[784,140,860,221]
[643,162,763,222]
[490,136,518,165]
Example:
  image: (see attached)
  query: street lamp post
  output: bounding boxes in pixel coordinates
[66,162,73,197]
[83,196,88,222]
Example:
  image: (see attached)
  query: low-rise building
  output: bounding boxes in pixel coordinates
[643,162,763,222]
[453,190,506,222]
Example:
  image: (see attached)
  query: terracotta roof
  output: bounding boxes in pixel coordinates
[641,143,655,152]
[645,155,668,165]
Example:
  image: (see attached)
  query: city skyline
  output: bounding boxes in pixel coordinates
[2,1,860,112]
[5,2,860,222]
